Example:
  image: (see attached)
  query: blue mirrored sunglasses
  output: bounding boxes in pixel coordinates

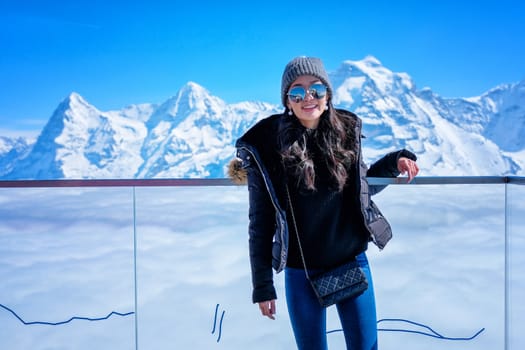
[287,83,328,103]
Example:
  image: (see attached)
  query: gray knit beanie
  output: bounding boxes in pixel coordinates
[281,56,332,107]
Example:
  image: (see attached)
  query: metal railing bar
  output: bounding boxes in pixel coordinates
[507,176,525,184]
[0,176,523,188]
[367,176,509,185]
[0,178,235,188]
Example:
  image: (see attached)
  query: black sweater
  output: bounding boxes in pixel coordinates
[286,131,362,270]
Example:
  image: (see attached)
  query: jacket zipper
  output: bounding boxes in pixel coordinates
[239,146,287,272]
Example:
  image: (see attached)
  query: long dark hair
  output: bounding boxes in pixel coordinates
[279,103,357,192]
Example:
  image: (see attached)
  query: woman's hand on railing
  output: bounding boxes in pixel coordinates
[397,157,419,183]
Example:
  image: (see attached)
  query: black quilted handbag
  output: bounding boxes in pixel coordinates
[310,259,368,307]
[286,185,369,307]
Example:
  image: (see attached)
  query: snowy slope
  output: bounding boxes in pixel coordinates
[0,136,34,177]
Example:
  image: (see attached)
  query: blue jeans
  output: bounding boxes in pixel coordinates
[285,253,378,350]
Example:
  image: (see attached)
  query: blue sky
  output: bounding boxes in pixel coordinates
[1,0,524,135]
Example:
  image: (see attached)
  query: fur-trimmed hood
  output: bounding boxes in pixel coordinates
[227,158,247,185]
[227,113,285,186]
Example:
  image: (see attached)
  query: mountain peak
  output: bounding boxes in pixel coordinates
[361,55,382,66]
[146,81,225,129]
[353,56,391,76]
[337,55,384,72]
[64,92,89,107]
[183,81,206,90]
[331,55,413,104]
[175,82,216,106]
[173,81,226,111]
[53,92,95,118]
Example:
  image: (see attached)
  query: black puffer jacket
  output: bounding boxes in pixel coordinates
[228,110,417,303]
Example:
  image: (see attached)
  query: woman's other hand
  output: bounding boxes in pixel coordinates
[258,299,276,320]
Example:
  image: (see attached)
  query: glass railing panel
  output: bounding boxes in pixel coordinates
[508,182,525,350]
[0,187,136,350]
[366,184,506,350]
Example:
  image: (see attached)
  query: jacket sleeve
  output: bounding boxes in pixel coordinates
[243,155,278,303]
[366,149,417,195]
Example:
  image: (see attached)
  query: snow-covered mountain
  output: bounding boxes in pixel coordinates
[0,136,34,177]
[1,93,154,179]
[331,56,524,175]
[1,56,524,179]
[136,82,277,178]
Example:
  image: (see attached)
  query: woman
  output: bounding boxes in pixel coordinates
[228,56,419,349]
